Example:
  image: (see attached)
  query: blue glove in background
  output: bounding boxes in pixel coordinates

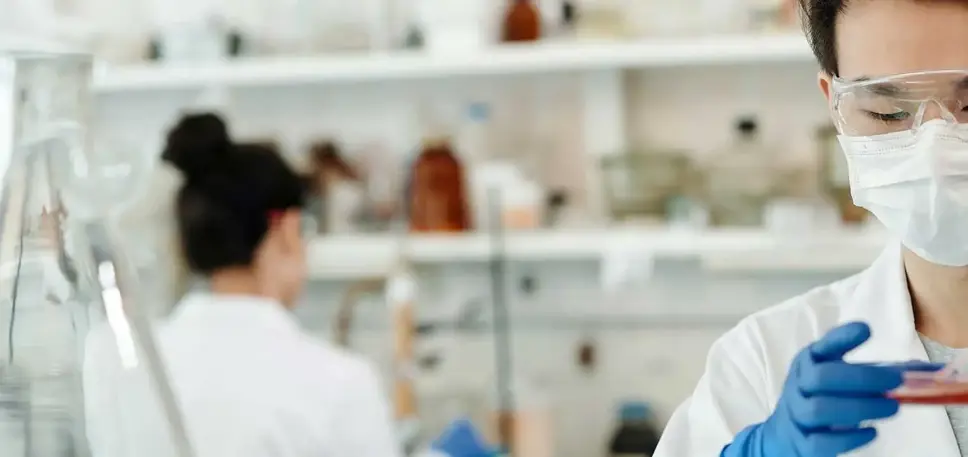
[430,418,497,457]
[721,322,943,457]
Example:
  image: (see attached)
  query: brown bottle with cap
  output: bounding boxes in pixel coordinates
[409,137,471,233]
[503,0,542,42]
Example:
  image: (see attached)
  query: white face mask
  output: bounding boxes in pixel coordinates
[839,120,968,266]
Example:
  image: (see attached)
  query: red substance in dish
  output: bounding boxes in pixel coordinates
[888,375,968,404]
[892,393,968,404]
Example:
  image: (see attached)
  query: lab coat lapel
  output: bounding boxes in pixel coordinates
[839,243,959,457]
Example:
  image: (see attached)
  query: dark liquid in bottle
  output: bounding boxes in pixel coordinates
[503,0,542,42]
[409,139,471,233]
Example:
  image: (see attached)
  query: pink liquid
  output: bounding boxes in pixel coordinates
[888,373,968,404]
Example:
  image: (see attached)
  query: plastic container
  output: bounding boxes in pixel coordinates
[470,163,543,231]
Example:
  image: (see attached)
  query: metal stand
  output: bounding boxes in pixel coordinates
[487,187,516,454]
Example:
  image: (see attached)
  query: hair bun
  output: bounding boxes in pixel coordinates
[162,112,232,180]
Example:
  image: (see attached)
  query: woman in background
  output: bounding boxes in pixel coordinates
[83,113,402,457]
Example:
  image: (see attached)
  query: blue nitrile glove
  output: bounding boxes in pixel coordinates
[430,418,498,457]
[721,322,943,457]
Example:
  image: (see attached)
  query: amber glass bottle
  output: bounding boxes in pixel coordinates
[408,137,471,233]
[503,0,542,42]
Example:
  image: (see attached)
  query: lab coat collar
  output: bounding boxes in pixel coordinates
[172,293,301,334]
[839,242,926,362]
[839,242,960,457]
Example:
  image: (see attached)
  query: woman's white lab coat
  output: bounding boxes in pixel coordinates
[654,243,962,457]
[82,293,403,457]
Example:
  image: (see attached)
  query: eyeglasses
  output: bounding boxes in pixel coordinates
[831,70,968,136]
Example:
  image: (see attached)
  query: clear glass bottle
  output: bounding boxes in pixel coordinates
[703,116,776,227]
[0,51,192,457]
[575,0,627,39]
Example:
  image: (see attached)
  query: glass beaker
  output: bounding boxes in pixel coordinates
[0,51,192,457]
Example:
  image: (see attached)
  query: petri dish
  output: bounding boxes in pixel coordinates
[889,371,968,404]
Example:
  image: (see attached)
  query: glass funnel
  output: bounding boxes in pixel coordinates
[0,52,193,457]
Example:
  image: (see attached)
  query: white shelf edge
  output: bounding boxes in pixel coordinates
[93,34,812,93]
[305,227,888,280]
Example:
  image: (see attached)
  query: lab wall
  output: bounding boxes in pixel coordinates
[627,63,829,163]
[91,60,840,454]
[97,62,830,158]
[95,61,829,215]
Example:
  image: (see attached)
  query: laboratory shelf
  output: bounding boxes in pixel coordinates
[92,34,811,93]
[305,227,890,280]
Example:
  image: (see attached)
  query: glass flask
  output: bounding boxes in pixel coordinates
[703,116,777,227]
[0,52,193,457]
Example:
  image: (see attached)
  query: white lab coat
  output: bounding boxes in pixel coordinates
[82,293,403,457]
[654,242,961,457]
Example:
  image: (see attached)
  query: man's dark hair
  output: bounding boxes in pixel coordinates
[798,0,849,76]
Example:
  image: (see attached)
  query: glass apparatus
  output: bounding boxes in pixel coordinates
[703,116,777,227]
[0,52,192,457]
[600,149,698,224]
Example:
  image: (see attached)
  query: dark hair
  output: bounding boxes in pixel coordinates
[798,0,848,76]
[162,113,306,274]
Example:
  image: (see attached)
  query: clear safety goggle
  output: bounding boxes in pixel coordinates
[831,69,968,136]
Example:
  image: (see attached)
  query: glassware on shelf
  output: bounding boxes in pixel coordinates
[260,0,319,55]
[312,0,387,53]
[416,0,493,52]
[629,0,706,37]
[306,141,365,234]
[747,0,798,33]
[702,116,777,227]
[503,0,542,42]
[574,0,628,40]
[470,162,545,231]
[149,14,238,62]
[536,0,578,40]
[599,149,697,225]
[0,51,192,457]
[762,160,838,232]
[408,137,472,233]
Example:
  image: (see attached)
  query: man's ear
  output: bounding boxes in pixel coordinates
[819,71,833,104]
[818,71,840,129]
